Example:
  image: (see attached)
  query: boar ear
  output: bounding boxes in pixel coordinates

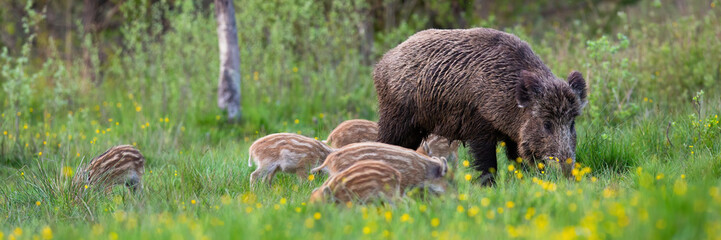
[422,142,431,156]
[450,140,460,150]
[440,157,449,176]
[516,70,541,108]
[567,71,587,105]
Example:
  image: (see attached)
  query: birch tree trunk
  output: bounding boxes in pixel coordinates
[215,0,242,121]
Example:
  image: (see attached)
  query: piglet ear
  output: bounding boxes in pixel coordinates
[516,70,541,108]
[567,71,587,106]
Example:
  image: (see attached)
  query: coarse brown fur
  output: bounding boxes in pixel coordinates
[248,133,334,186]
[324,119,460,162]
[311,142,447,192]
[73,145,145,193]
[309,160,402,204]
[373,28,587,185]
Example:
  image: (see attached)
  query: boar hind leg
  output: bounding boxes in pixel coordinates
[264,165,280,186]
[377,114,427,149]
[249,169,263,187]
[468,137,498,187]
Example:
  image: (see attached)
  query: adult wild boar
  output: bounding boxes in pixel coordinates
[373,28,587,185]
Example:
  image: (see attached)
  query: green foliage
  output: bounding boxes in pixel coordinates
[583,33,639,124]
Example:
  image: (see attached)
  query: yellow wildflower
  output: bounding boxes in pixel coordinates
[431,218,440,227]
[41,226,52,240]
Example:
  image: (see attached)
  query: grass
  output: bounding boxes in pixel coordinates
[1,0,721,239]
[1,97,720,239]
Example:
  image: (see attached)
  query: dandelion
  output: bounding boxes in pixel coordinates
[3,131,6,135]
[481,197,490,207]
[457,205,465,213]
[468,206,480,217]
[486,210,496,219]
[36,201,41,206]
[135,106,142,112]
[673,179,687,196]
[506,201,515,209]
[362,227,371,234]
[84,185,89,189]
[280,198,287,205]
[401,213,410,222]
[656,173,664,180]
[500,142,506,147]
[191,200,196,205]
[13,227,22,236]
[23,124,27,129]
[109,232,118,240]
[508,165,515,172]
[216,115,221,120]
[164,117,169,123]
[308,174,315,181]
[314,212,322,220]
[591,177,598,182]
[524,207,535,220]
[537,162,545,170]
[319,113,324,119]
[419,204,427,213]
[489,167,496,173]
[603,188,616,198]
[41,226,52,240]
[515,157,523,163]
[462,160,469,167]
[465,174,472,181]
[497,207,504,214]
[38,152,42,156]
[431,218,440,227]
[458,194,468,201]
[62,167,74,177]
[681,174,686,179]
[294,119,299,124]
[293,67,299,73]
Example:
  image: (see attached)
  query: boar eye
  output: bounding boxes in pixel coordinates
[543,121,553,133]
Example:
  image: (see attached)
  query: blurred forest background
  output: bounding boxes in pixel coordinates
[1,0,719,165]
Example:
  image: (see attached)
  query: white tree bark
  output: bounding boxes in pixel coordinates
[215,0,242,121]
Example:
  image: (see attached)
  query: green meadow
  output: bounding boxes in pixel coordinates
[1,0,721,239]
